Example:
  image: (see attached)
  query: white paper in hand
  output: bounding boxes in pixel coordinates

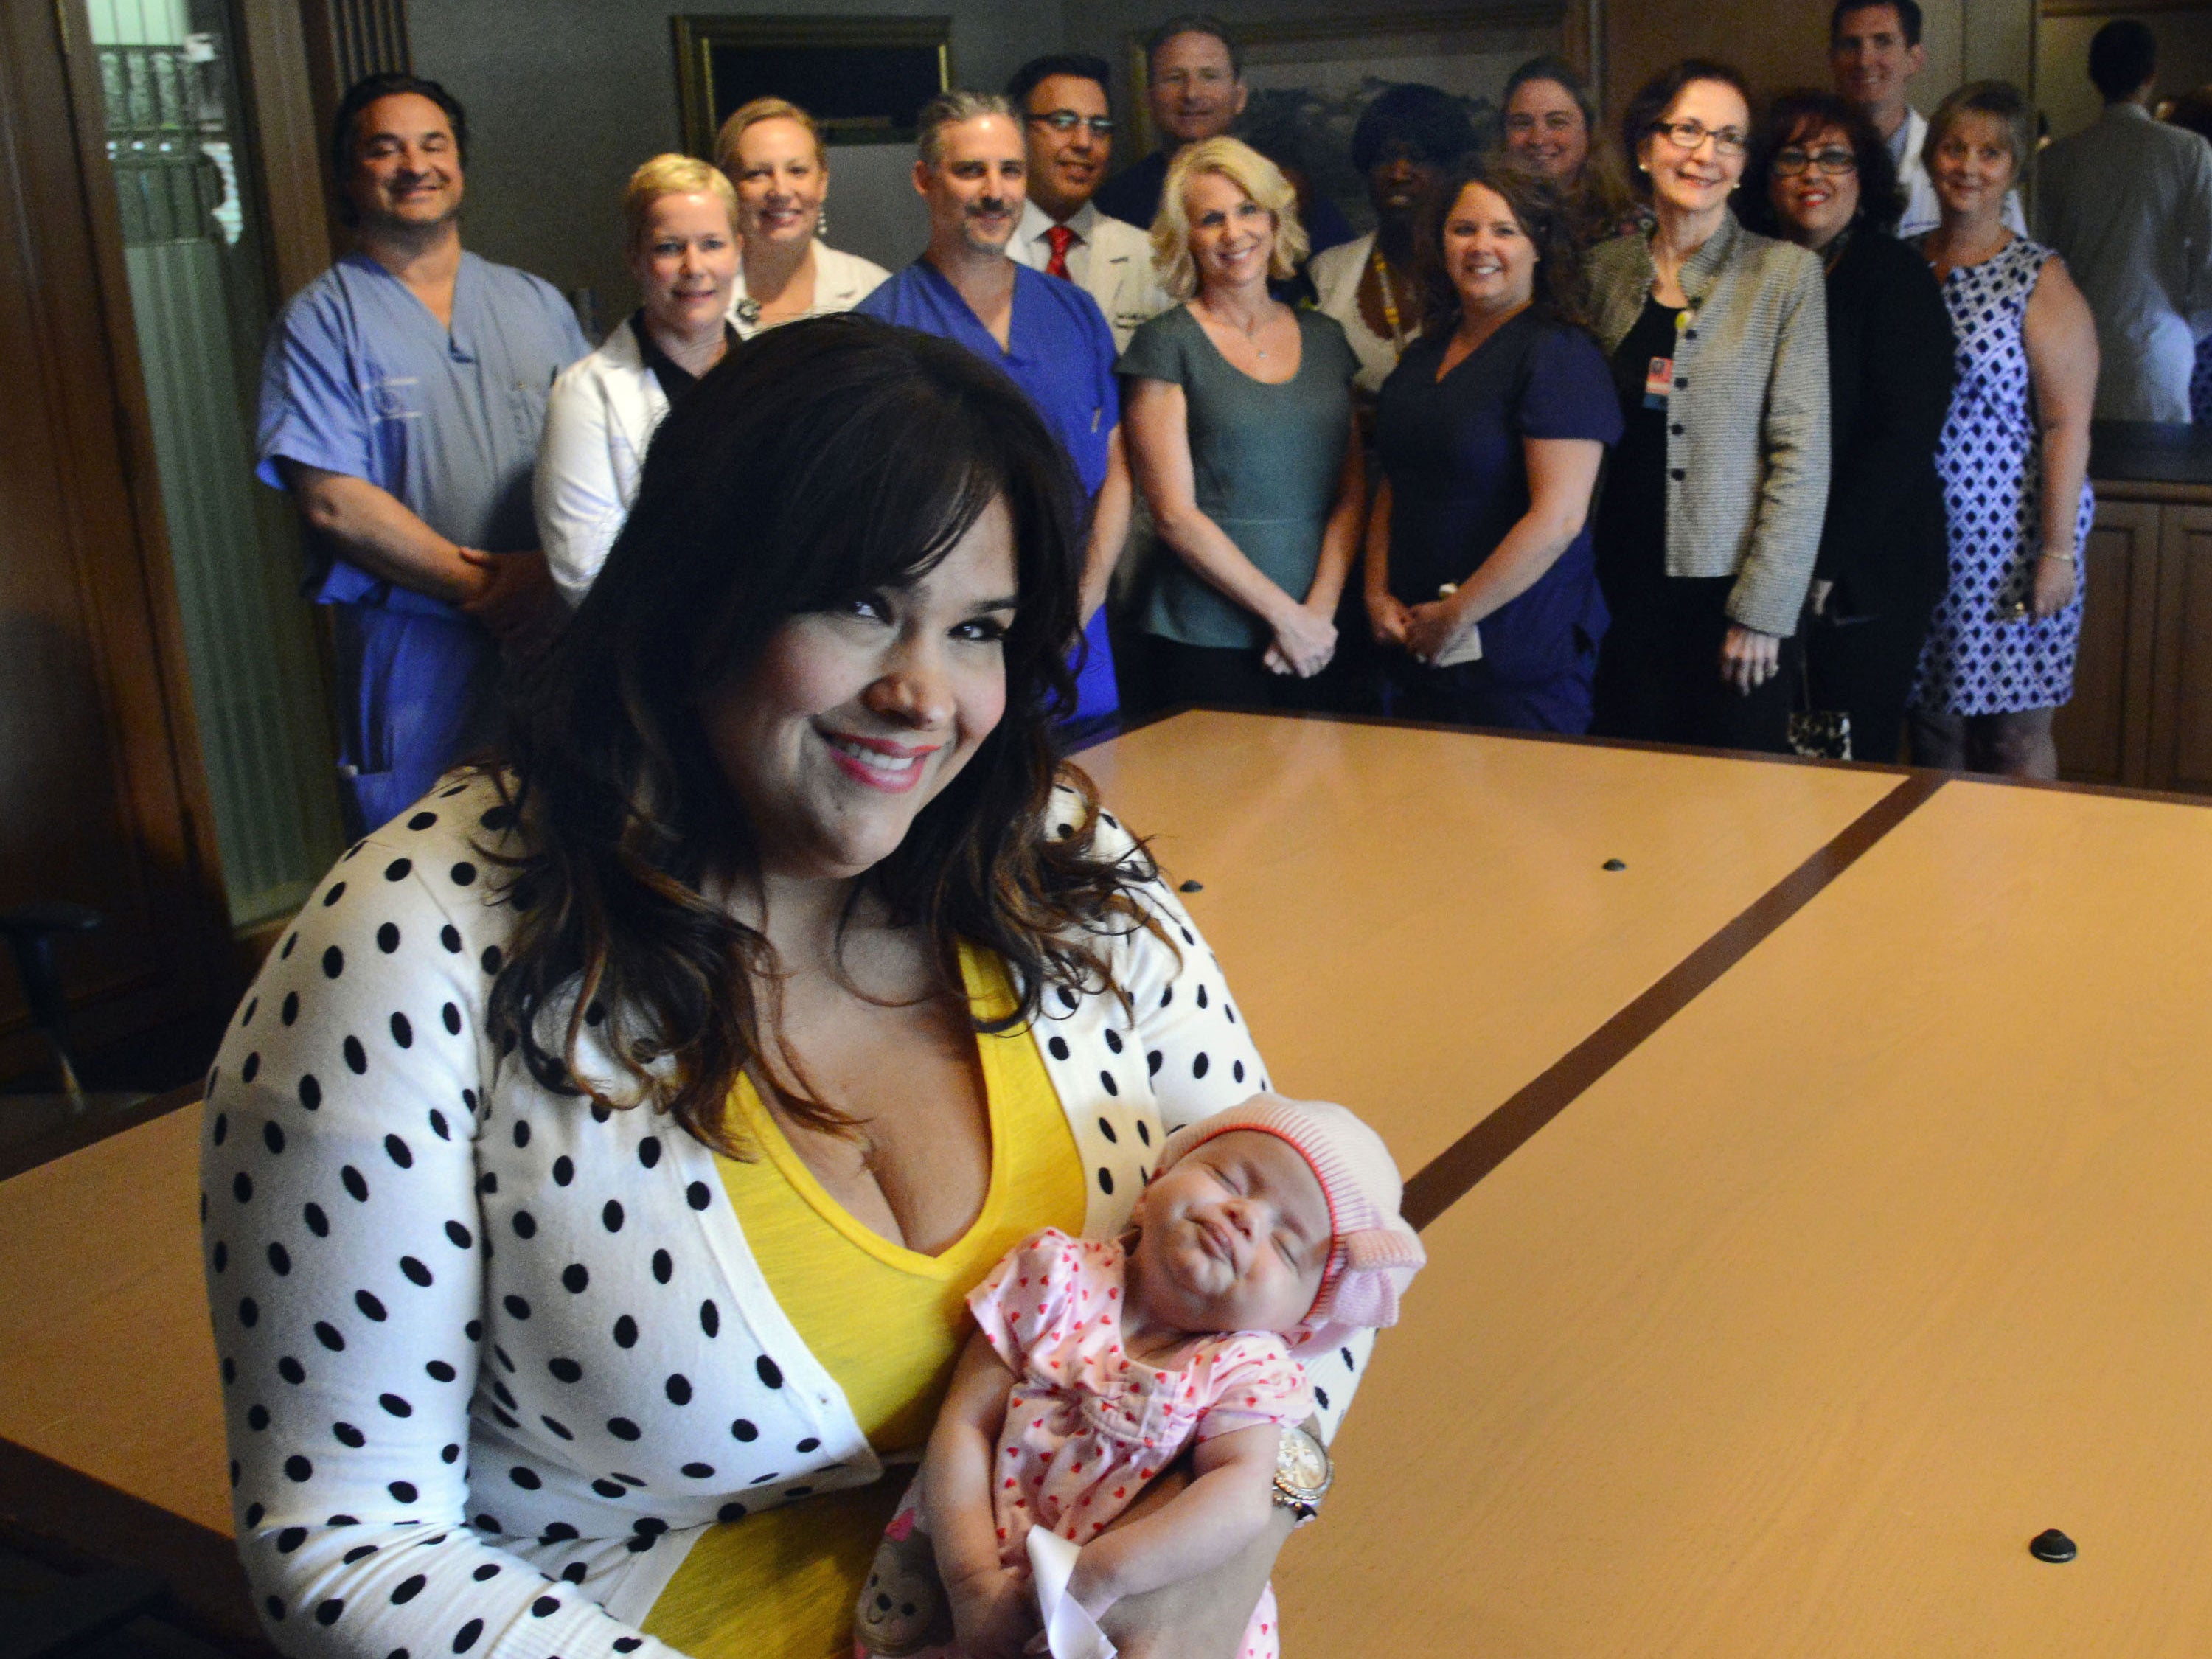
[1026,1528,1116,1659]
[1431,584,1482,667]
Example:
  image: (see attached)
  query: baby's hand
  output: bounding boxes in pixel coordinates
[947,1560,1037,1659]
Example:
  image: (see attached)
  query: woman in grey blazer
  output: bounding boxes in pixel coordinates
[1585,60,1830,753]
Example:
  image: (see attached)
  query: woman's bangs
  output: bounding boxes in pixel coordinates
[793,383,1016,609]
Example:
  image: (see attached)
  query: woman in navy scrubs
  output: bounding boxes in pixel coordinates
[1366,158,1621,730]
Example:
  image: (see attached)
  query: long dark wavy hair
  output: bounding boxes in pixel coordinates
[1738,88,1905,239]
[1413,154,1591,337]
[484,315,1161,1152]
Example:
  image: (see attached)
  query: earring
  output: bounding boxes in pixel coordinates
[817,201,829,243]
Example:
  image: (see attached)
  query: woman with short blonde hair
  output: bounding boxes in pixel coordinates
[620,150,737,249]
[713,94,888,336]
[1150,136,1308,297]
[536,151,744,605]
[1122,135,1365,709]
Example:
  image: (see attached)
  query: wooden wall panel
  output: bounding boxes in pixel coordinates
[237,0,335,301]
[297,0,410,254]
[2151,504,2212,794]
[0,0,232,1079]
[2055,498,2157,785]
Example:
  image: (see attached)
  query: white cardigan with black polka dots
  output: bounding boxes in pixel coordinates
[200,773,1371,1657]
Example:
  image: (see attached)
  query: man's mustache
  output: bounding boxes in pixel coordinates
[967,197,1015,217]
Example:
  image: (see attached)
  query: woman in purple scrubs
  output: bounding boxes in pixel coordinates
[1366,159,1621,731]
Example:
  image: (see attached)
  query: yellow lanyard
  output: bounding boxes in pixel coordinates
[1369,242,1407,349]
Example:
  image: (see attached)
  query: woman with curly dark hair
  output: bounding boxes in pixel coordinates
[1742,89,1955,760]
[198,315,1357,1659]
[1363,156,1622,729]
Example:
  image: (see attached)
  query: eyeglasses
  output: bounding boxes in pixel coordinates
[1028,111,1115,137]
[1773,145,1858,176]
[1652,119,1747,157]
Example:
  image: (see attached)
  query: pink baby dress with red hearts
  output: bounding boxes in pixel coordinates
[867,1228,1311,1659]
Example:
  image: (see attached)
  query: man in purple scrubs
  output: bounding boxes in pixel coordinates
[858,92,1129,731]
[257,72,586,834]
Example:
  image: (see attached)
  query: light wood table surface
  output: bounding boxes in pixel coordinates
[0,1099,230,1535]
[1082,712,1899,1174]
[1280,778,2212,1655]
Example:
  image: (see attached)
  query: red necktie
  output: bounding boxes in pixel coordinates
[1044,223,1077,280]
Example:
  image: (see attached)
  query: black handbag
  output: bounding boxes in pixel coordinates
[1787,647,1852,761]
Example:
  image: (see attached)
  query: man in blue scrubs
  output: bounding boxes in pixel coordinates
[858,92,1129,731]
[257,72,587,834]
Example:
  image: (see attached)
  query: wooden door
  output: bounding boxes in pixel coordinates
[0,0,232,1079]
[2055,496,2160,787]
[2147,503,2212,795]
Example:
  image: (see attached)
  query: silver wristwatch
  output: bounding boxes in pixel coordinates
[1272,1424,1332,1526]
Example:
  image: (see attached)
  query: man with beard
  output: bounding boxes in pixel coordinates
[1005,53,1169,352]
[858,92,1131,728]
[1307,83,1476,397]
[257,72,585,834]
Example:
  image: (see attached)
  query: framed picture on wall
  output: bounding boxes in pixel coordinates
[673,14,953,153]
[1127,5,1572,237]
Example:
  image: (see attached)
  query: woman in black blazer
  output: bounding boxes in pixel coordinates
[1744,90,1955,762]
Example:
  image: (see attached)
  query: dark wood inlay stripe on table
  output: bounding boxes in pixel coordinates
[1402,771,1947,1231]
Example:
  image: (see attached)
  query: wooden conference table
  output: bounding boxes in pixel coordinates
[4,709,2208,1655]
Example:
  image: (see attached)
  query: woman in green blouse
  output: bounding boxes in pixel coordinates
[1122,137,1366,710]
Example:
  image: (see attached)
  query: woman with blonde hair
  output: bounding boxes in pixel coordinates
[535,152,741,605]
[714,97,888,336]
[1907,80,2098,777]
[1122,136,1365,707]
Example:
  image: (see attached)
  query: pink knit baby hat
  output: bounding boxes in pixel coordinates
[1156,1094,1425,1349]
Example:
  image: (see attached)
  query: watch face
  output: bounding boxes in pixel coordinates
[1278,1427,1331,1498]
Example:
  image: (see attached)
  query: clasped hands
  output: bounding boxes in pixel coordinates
[456,546,563,648]
[1366,591,1473,667]
[1260,602,1338,678]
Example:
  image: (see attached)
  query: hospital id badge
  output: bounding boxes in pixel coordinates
[1643,356,1674,411]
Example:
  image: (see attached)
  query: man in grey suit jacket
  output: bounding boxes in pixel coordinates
[1006,54,1170,353]
[2037,18,2212,421]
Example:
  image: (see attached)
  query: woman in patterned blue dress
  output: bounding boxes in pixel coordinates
[1907,83,2100,778]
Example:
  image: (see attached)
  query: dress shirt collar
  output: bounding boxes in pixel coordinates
[1019,196,1099,252]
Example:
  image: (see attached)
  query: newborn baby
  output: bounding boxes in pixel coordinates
[855,1095,1424,1659]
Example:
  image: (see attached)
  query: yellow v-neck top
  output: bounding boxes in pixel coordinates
[642,942,1087,1659]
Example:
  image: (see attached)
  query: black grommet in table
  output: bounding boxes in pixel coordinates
[1178,879,1203,893]
[1602,858,1627,872]
[2029,1528,2076,1563]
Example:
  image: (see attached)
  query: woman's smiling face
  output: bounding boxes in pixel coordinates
[1768,122,1861,251]
[731,115,827,250]
[1184,168,1276,293]
[701,498,1018,884]
[1639,77,1750,220]
[1503,77,1588,181]
[1444,180,1538,319]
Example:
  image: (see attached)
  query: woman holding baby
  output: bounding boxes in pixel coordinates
[198,315,1415,1659]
